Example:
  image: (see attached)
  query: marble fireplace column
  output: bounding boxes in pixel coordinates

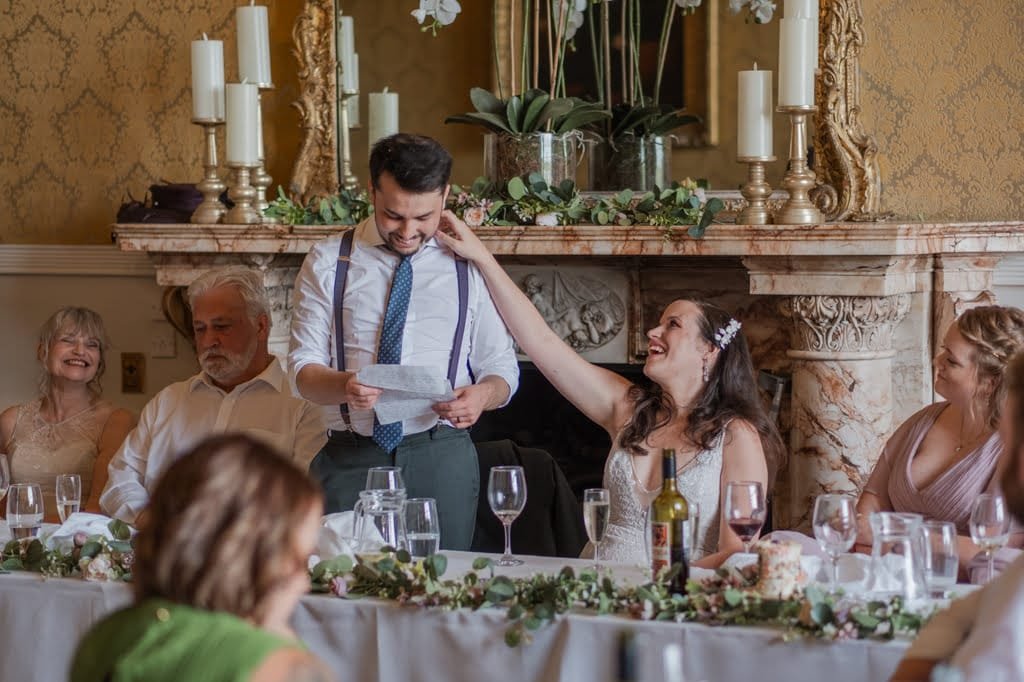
[785,294,911,530]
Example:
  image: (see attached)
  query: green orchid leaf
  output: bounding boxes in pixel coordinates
[470,87,505,115]
[444,113,513,135]
[521,92,551,132]
[506,96,523,133]
[533,98,574,130]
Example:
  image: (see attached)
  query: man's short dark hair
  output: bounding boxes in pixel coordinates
[369,133,453,194]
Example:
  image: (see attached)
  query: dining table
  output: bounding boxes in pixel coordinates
[0,549,920,682]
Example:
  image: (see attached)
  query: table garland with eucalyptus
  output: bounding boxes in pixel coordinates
[1,525,931,648]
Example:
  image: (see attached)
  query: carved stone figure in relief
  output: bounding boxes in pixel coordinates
[518,272,625,352]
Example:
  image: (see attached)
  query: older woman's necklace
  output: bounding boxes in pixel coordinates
[956,414,988,453]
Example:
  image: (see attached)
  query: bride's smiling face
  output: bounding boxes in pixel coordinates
[643,300,713,386]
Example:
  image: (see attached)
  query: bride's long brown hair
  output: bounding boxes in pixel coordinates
[618,299,785,485]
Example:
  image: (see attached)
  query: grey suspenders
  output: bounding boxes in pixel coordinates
[333,228,469,427]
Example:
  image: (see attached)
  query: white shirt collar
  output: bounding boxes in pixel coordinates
[189,355,286,395]
[357,216,441,254]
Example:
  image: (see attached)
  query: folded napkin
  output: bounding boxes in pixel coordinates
[316,512,360,561]
[968,546,1022,585]
[45,512,119,553]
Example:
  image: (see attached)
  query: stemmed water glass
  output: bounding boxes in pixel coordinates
[488,466,527,566]
[56,474,82,523]
[7,483,43,540]
[365,466,404,493]
[583,488,610,571]
[812,494,857,591]
[724,481,766,554]
[970,493,1010,584]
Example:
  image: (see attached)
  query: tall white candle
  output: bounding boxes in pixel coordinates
[784,0,818,68]
[778,16,815,106]
[338,16,356,92]
[347,54,361,127]
[237,2,272,86]
[226,82,260,164]
[737,64,772,158]
[368,89,399,154]
[190,34,225,120]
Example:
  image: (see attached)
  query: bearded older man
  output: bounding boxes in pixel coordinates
[100,267,325,525]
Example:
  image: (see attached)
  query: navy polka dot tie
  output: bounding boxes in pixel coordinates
[372,255,412,452]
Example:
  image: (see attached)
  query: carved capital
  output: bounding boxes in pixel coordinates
[788,294,911,358]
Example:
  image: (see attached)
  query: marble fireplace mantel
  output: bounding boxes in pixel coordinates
[113,220,1024,530]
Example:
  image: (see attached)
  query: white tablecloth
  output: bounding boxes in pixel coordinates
[0,552,910,682]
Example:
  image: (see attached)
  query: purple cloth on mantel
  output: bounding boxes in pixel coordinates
[863,401,1003,536]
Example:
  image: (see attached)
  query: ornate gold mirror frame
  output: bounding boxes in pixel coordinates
[289,0,883,222]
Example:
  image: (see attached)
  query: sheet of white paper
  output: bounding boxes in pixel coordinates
[356,365,456,424]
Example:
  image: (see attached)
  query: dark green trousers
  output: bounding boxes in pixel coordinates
[309,425,479,551]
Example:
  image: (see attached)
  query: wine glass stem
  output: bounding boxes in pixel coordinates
[503,521,513,559]
[831,555,839,593]
[987,550,995,583]
[594,542,600,572]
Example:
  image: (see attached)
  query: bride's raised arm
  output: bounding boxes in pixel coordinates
[436,210,633,434]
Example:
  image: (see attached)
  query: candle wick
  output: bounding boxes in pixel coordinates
[383,86,389,94]
[753,62,758,71]
[202,32,208,41]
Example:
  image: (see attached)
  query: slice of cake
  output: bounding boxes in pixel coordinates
[753,537,803,599]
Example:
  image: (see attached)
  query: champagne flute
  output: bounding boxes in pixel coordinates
[488,466,527,566]
[970,494,1009,584]
[812,494,857,591]
[724,481,766,554]
[7,484,43,540]
[55,474,82,524]
[583,488,610,571]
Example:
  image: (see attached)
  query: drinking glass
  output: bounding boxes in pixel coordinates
[488,466,527,566]
[0,454,9,502]
[812,494,857,591]
[365,466,404,493]
[724,481,766,554]
[583,488,610,570]
[922,520,959,597]
[970,493,1009,584]
[7,484,43,540]
[55,474,82,524]
[404,498,440,559]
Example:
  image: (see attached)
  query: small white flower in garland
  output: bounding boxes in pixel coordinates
[714,318,742,349]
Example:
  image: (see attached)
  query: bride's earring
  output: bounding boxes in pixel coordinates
[701,357,709,382]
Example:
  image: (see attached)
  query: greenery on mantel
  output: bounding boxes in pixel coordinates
[310,548,932,648]
[265,175,724,239]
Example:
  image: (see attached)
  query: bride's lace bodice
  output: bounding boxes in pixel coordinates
[582,436,724,566]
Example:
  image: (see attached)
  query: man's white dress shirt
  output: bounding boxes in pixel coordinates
[288,217,519,436]
[905,553,1024,681]
[99,357,326,524]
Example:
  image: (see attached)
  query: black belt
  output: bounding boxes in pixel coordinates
[326,424,459,445]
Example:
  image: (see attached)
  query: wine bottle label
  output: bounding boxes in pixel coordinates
[651,521,670,574]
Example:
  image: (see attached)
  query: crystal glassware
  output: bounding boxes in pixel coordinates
[55,474,82,524]
[7,484,43,540]
[404,497,440,559]
[812,494,857,591]
[922,520,959,597]
[724,481,766,554]
[487,466,527,566]
[583,488,610,571]
[970,493,1009,584]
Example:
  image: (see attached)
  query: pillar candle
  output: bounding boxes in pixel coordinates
[778,16,815,106]
[347,54,361,127]
[237,2,272,86]
[190,34,224,120]
[368,89,399,154]
[338,16,356,92]
[784,0,818,69]
[226,82,260,164]
[737,65,772,158]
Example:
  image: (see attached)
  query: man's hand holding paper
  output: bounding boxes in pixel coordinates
[355,365,456,426]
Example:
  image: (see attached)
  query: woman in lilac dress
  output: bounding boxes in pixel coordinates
[856,305,1024,559]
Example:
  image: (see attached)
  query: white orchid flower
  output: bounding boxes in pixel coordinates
[749,0,776,23]
[674,0,702,9]
[552,0,588,41]
[411,0,462,27]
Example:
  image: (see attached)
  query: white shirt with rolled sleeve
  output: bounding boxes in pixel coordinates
[904,553,1024,680]
[99,357,326,525]
[288,217,519,436]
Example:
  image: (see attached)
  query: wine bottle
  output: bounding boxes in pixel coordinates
[616,630,638,682]
[650,448,689,593]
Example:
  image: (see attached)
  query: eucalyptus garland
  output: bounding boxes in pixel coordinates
[310,549,933,647]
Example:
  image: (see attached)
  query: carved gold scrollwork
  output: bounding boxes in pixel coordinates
[811,0,889,222]
[290,0,338,204]
[789,294,910,355]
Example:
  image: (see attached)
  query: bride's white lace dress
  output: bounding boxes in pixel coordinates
[581,436,724,565]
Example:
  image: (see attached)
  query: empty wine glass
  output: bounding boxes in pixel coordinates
[488,466,527,566]
[7,484,43,540]
[404,498,440,559]
[970,493,1009,584]
[583,488,610,571]
[724,481,766,554]
[812,494,857,591]
[922,520,959,597]
[55,474,82,524]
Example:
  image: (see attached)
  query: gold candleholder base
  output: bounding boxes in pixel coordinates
[736,155,776,225]
[190,118,227,224]
[252,83,277,223]
[338,88,359,191]
[224,163,262,224]
[776,104,823,226]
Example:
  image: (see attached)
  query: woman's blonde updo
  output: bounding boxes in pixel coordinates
[956,305,1024,428]
[131,434,322,623]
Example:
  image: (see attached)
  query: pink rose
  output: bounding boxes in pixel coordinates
[463,206,486,227]
[81,554,118,582]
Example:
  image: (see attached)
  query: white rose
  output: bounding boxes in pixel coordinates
[535,212,560,227]
[81,553,117,582]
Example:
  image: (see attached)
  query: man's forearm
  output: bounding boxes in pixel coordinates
[296,364,354,405]
[477,375,511,411]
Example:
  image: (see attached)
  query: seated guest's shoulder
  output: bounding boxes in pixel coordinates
[251,648,335,682]
[0,404,19,443]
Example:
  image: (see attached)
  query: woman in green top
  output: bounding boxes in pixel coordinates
[71,433,333,682]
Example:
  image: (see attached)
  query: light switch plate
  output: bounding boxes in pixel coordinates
[121,353,145,394]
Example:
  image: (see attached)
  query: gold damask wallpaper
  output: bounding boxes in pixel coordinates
[860,0,1024,220]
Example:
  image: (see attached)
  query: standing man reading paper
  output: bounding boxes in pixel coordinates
[288,133,518,550]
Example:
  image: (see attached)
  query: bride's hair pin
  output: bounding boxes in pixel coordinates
[714,319,742,349]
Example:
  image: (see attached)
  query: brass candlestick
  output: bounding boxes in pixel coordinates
[190,118,227,224]
[776,104,822,225]
[338,88,359,191]
[736,155,776,225]
[252,83,276,222]
[224,162,261,224]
